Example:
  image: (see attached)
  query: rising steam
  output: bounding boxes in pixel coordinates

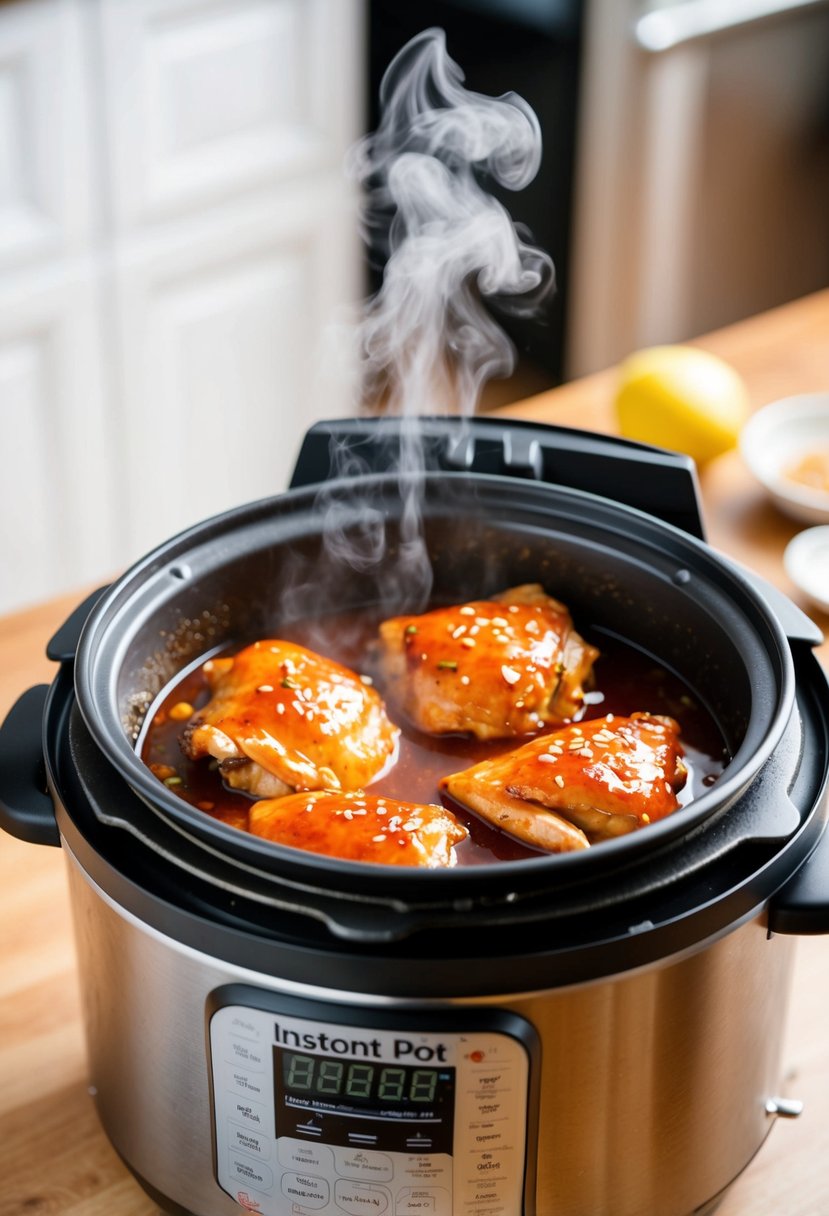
[319,28,554,608]
[351,27,554,420]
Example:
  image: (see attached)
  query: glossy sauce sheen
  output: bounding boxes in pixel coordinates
[141,609,728,865]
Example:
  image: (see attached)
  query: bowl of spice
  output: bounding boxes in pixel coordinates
[740,393,829,523]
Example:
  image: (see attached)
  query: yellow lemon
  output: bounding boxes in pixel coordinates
[614,345,749,466]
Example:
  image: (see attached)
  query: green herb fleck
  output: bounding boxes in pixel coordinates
[437,659,458,671]
[405,624,418,635]
[281,677,298,689]
[164,775,183,787]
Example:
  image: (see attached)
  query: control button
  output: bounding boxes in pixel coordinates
[225,1064,266,1100]
[461,1176,518,1215]
[334,1179,391,1215]
[281,1172,330,1209]
[232,1184,271,1214]
[471,1128,508,1150]
[405,1134,433,1151]
[228,1151,274,1193]
[278,1137,334,1174]
[227,1097,268,1130]
[397,1187,450,1216]
[294,1118,323,1139]
[227,1014,262,1043]
[226,1038,266,1072]
[334,1147,394,1182]
[399,1156,451,1187]
[228,1122,271,1160]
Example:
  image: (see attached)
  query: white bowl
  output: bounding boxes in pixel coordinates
[784,526,829,615]
[740,393,829,524]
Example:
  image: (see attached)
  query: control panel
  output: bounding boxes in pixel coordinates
[207,989,537,1216]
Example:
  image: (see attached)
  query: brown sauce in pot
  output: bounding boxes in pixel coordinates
[140,608,728,865]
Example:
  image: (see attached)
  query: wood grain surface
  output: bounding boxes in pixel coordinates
[1,290,828,1213]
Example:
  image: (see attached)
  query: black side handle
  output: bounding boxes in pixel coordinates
[290,417,706,540]
[768,827,829,935]
[736,565,824,648]
[46,585,109,663]
[0,685,59,846]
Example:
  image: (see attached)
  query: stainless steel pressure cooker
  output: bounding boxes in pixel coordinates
[2,418,829,1216]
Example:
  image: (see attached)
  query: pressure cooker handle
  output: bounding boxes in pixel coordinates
[290,417,707,540]
[46,585,109,664]
[768,826,829,935]
[0,685,59,847]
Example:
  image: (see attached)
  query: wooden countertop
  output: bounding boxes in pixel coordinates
[2,290,829,1213]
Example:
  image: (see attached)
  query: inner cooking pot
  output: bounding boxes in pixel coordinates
[68,419,812,931]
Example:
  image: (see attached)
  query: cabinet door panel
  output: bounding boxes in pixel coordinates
[114,184,360,559]
[0,271,117,613]
[0,0,95,271]
[100,0,363,229]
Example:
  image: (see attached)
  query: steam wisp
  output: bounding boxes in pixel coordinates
[319,28,555,610]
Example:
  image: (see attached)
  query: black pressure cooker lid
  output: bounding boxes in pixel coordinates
[47,419,829,959]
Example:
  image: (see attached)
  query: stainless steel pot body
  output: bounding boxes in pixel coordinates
[65,843,797,1216]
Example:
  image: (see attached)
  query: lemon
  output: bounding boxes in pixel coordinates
[614,345,749,466]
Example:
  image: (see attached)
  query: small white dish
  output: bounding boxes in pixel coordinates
[740,393,829,524]
[784,526,829,615]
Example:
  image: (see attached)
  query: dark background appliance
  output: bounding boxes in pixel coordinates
[367,0,585,385]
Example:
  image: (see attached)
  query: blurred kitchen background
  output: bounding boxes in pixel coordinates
[2,0,829,614]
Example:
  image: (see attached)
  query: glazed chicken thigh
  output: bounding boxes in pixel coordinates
[180,640,399,798]
[441,713,687,853]
[248,791,468,867]
[376,584,599,739]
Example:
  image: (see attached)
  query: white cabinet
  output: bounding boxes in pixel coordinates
[114,182,359,555]
[0,0,365,614]
[0,266,115,608]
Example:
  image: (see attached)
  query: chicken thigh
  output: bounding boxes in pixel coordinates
[180,640,399,798]
[376,584,599,739]
[441,712,687,853]
[248,790,468,867]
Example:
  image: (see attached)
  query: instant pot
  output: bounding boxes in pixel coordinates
[2,418,829,1216]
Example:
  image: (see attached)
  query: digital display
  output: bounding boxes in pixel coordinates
[273,1046,456,1153]
[282,1052,443,1104]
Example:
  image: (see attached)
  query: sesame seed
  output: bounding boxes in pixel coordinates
[372,834,387,843]
[459,605,475,615]
[360,674,374,685]
[475,616,489,627]
[492,616,508,627]
[452,625,467,639]
[501,665,521,686]
[537,754,555,764]
[642,813,651,824]
[578,747,594,758]
[460,675,471,685]
[256,685,273,693]
[401,820,420,831]
[508,605,520,613]
[515,699,525,708]
[554,774,565,788]
[276,703,285,714]
[461,637,476,649]
[344,809,353,820]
